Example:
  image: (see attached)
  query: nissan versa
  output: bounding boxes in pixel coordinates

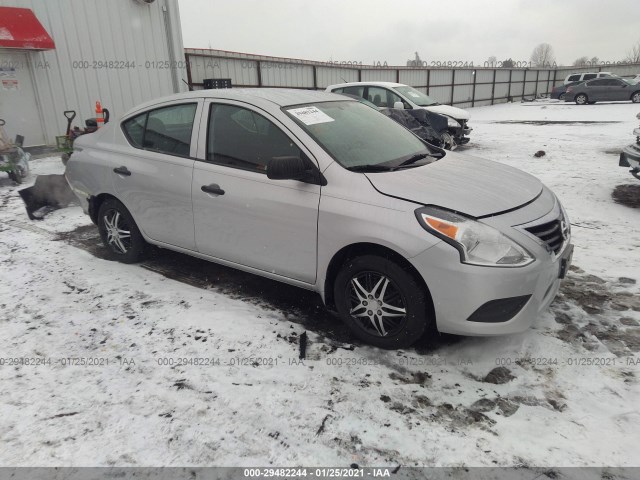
[65,89,573,348]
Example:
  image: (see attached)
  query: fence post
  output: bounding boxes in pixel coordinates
[312,65,317,90]
[450,69,456,105]
[396,69,400,83]
[426,69,430,95]
[490,69,496,105]
[534,70,539,98]
[471,69,477,107]
[256,60,262,87]
[507,69,513,101]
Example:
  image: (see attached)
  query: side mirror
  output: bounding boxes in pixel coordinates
[393,101,405,110]
[267,156,326,185]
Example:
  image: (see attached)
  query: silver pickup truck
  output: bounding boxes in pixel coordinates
[620,112,640,181]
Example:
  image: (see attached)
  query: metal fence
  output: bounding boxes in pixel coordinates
[184,49,640,108]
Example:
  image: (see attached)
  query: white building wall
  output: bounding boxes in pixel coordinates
[0,0,186,145]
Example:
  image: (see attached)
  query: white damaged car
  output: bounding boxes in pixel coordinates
[327,82,472,148]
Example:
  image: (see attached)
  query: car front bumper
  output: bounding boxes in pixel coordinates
[620,141,640,176]
[408,198,572,336]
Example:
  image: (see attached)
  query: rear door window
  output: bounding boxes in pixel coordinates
[122,103,197,157]
[583,74,597,81]
[567,75,580,81]
[342,86,365,97]
[143,103,197,157]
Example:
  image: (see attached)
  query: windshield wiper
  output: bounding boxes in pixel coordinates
[395,152,441,168]
[346,164,394,172]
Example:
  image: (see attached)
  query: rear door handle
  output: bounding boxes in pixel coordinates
[201,184,225,196]
[113,166,131,176]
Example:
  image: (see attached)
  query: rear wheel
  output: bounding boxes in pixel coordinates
[334,255,430,349]
[632,92,640,103]
[8,171,21,184]
[97,198,147,263]
[575,94,588,105]
[558,93,566,101]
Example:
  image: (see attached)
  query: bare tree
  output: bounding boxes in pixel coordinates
[573,56,589,66]
[625,39,640,63]
[590,56,599,65]
[530,43,556,67]
[486,55,497,66]
[502,58,514,68]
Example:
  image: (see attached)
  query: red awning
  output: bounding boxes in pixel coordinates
[0,7,55,50]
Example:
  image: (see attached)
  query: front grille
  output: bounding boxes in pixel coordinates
[526,219,565,254]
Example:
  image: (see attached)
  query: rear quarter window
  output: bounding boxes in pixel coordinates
[567,75,580,81]
[122,113,146,148]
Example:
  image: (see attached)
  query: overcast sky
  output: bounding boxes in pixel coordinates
[178,0,640,66]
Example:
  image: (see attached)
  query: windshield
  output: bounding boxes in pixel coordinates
[285,101,435,170]
[393,86,439,106]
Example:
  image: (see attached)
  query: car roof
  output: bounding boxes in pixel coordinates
[124,88,352,117]
[327,81,405,90]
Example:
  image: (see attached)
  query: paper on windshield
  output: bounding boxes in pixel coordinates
[288,106,335,125]
[407,92,421,98]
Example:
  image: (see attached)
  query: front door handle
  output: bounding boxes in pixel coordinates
[113,166,131,176]
[201,184,225,196]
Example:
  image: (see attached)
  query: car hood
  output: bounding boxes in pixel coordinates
[423,104,470,121]
[364,153,543,218]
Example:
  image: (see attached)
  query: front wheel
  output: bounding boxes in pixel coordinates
[575,94,588,105]
[632,92,640,103]
[334,255,431,349]
[97,198,148,263]
[558,93,566,101]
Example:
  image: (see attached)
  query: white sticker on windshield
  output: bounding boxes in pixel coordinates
[408,92,420,98]
[288,106,335,125]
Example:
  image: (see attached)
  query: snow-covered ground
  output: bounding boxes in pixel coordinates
[0,101,639,469]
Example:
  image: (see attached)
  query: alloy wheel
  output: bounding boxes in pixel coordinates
[632,93,640,103]
[103,209,132,254]
[347,272,407,337]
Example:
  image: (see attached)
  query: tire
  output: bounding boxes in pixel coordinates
[575,94,588,105]
[558,93,565,101]
[441,132,455,150]
[334,255,430,349]
[8,171,21,184]
[632,92,640,103]
[97,198,147,263]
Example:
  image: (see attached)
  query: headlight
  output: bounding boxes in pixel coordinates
[447,117,461,128]
[415,207,534,267]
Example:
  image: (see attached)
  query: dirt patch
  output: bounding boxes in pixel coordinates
[482,367,516,384]
[612,184,640,208]
[552,270,640,356]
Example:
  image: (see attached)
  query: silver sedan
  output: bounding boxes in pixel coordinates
[65,89,572,348]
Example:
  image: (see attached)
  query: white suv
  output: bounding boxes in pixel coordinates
[563,72,614,85]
